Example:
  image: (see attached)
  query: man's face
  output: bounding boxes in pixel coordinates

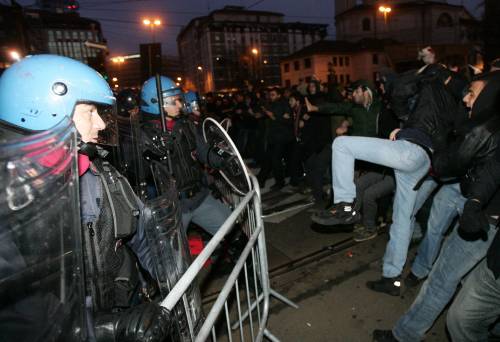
[308,83,317,94]
[163,95,183,117]
[352,87,365,105]
[289,97,297,108]
[463,80,487,113]
[73,103,106,143]
[269,91,280,102]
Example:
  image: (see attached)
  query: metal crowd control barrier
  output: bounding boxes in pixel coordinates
[161,175,298,341]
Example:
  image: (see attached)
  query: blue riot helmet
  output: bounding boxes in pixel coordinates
[140,76,185,117]
[0,54,118,146]
[184,90,201,115]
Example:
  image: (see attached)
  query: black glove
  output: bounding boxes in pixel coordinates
[115,303,172,342]
[458,199,490,242]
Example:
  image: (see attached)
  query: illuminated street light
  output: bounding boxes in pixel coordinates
[379,5,392,24]
[177,77,182,81]
[251,48,259,55]
[112,56,125,64]
[112,77,118,82]
[9,50,21,61]
[197,66,203,71]
[114,84,119,88]
[142,17,162,43]
[176,82,180,86]
[263,59,268,64]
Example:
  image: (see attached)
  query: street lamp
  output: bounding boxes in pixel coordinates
[177,76,182,81]
[142,17,162,43]
[379,5,392,24]
[9,50,21,61]
[197,66,203,71]
[251,48,258,56]
[112,77,118,82]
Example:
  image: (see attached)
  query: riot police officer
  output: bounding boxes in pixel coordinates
[139,76,231,236]
[0,55,172,342]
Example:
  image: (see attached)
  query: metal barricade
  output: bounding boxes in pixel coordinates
[161,175,290,341]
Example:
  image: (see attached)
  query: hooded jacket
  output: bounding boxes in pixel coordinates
[432,72,500,184]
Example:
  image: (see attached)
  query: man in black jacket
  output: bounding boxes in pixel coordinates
[446,148,500,341]
[373,72,500,342]
[257,87,294,190]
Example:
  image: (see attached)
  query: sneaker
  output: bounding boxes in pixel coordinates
[311,201,360,226]
[353,224,364,233]
[366,277,401,296]
[373,330,398,342]
[404,272,424,289]
[353,227,377,242]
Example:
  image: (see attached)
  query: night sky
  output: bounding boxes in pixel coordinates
[15,0,483,56]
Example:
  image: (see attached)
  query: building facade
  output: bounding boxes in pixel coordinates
[334,0,478,45]
[280,39,391,87]
[0,3,107,73]
[107,54,182,90]
[177,5,328,93]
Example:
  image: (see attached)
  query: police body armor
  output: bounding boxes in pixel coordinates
[0,118,84,342]
[124,115,205,340]
[141,116,207,208]
[79,158,142,315]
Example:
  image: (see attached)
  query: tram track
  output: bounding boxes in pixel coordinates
[201,233,365,305]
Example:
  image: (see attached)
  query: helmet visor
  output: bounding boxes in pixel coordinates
[162,94,187,116]
[73,101,118,146]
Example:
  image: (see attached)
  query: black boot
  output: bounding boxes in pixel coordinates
[373,330,398,342]
[366,277,401,296]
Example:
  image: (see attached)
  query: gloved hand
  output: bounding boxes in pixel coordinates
[208,143,237,170]
[458,199,490,242]
[115,303,172,342]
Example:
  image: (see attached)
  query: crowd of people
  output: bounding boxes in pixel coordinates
[193,49,500,341]
[1,46,500,342]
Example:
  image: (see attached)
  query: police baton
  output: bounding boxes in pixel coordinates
[154,74,174,174]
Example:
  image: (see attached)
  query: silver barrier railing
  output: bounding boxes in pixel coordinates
[161,175,293,341]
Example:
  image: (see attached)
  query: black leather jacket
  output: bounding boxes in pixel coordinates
[433,114,500,189]
[403,78,465,150]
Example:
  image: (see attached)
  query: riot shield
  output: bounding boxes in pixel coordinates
[142,176,204,341]
[117,112,148,199]
[0,117,84,342]
[203,117,252,196]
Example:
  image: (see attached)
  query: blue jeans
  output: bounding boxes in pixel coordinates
[332,136,430,277]
[447,258,500,342]
[393,224,498,342]
[410,178,439,241]
[181,193,231,236]
[411,183,464,278]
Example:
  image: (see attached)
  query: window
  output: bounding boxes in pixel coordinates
[284,63,290,73]
[340,74,344,83]
[294,60,300,71]
[332,56,337,66]
[345,56,350,66]
[339,57,344,67]
[437,13,453,28]
[304,58,311,69]
[346,74,350,83]
[285,80,291,87]
[362,18,371,31]
[372,53,379,65]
